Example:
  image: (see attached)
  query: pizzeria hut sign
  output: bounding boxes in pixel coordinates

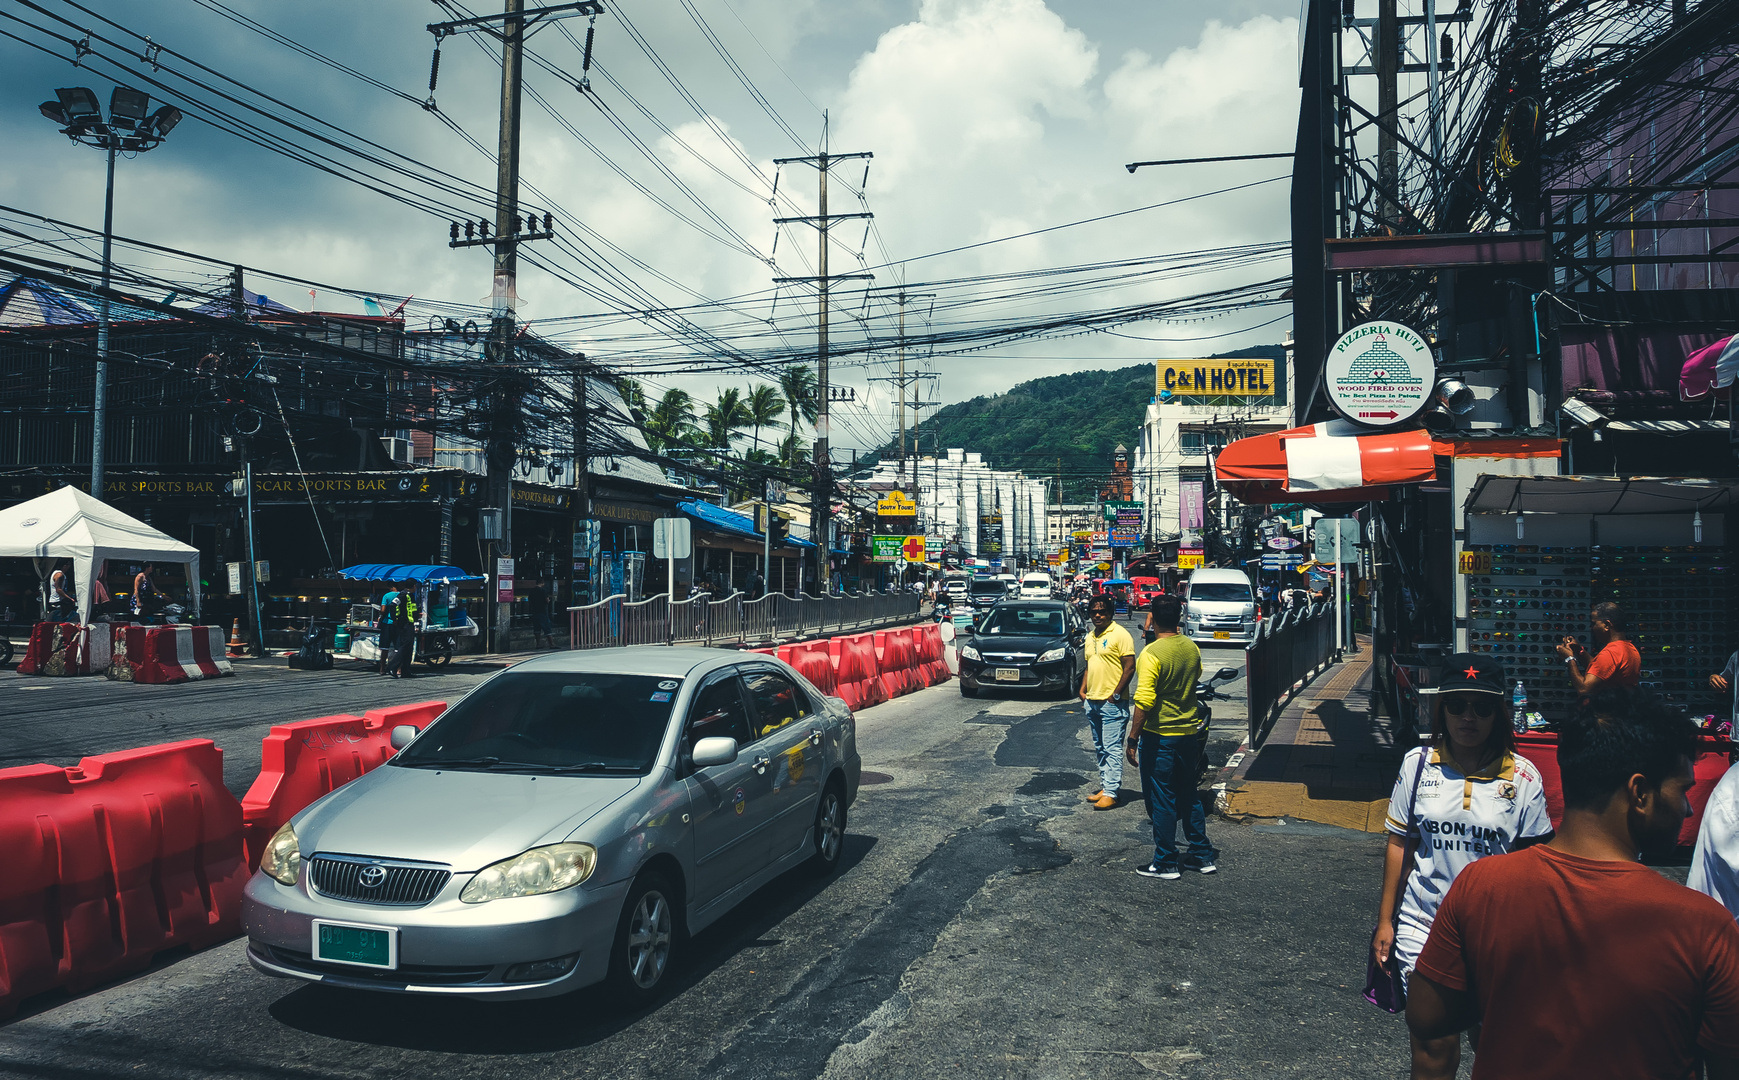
[1324,320,1434,428]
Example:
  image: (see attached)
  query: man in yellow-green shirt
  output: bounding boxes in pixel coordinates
[1078,593,1136,810]
[1124,593,1218,879]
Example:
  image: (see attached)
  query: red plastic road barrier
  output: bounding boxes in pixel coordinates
[241,703,447,870]
[776,642,838,698]
[829,633,888,712]
[911,623,952,686]
[15,622,90,676]
[1516,731,1731,843]
[873,629,918,698]
[0,740,246,1018]
[109,626,233,684]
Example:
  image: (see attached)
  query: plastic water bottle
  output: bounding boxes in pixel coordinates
[1511,680,1528,735]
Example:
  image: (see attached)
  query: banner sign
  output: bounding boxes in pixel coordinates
[1178,482,1205,530]
[1157,359,1276,398]
[1325,320,1434,427]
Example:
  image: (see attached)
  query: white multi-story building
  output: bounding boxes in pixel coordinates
[856,450,1049,568]
[1132,341,1295,547]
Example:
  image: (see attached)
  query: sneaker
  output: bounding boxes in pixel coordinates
[1137,863,1182,880]
[1194,863,1218,875]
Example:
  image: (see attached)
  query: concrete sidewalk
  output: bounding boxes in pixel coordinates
[1216,635,1407,832]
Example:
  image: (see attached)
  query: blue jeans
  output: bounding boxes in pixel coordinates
[1083,699,1126,796]
[1138,730,1218,871]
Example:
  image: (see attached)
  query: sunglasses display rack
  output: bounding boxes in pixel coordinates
[1462,544,1734,721]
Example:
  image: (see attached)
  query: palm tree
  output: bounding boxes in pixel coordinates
[703,387,750,451]
[744,384,785,452]
[778,365,818,464]
[775,430,808,466]
[643,388,696,452]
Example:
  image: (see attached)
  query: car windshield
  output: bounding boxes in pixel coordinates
[1190,583,1253,603]
[970,581,1005,596]
[394,672,679,774]
[979,605,1066,636]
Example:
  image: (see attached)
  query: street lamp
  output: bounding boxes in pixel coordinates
[39,86,181,500]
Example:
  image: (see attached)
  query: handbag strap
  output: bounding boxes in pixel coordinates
[1391,749,1429,929]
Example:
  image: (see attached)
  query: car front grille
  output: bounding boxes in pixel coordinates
[309,854,451,906]
[981,652,1036,663]
[263,945,493,985]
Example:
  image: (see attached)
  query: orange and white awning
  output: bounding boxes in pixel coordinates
[1216,421,1561,504]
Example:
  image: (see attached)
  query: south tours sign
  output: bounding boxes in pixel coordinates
[1325,321,1433,427]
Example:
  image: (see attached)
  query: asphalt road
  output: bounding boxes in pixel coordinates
[0,629,1420,1080]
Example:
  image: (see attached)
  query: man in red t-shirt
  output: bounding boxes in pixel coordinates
[1407,695,1739,1080]
[1557,600,1640,695]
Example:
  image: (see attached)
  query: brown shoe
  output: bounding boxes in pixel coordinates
[1090,793,1118,810]
[1085,789,1104,801]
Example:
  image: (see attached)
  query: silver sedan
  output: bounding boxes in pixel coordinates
[241,647,860,1005]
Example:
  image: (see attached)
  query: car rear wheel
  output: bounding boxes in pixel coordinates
[808,781,847,875]
[607,871,678,1008]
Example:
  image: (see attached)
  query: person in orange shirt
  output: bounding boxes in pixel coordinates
[1556,601,1640,696]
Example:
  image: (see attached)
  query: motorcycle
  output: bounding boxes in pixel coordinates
[1192,666,1241,780]
[932,600,951,624]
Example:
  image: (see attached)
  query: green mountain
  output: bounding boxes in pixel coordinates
[874,346,1285,502]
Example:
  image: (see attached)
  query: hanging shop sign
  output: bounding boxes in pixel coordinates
[1178,548,1205,571]
[1325,320,1434,427]
[1458,550,1493,575]
[876,490,917,516]
[1157,359,1276,398]
[871,535,905,563]
[1266,536,1300,550]
[901,535,927,563]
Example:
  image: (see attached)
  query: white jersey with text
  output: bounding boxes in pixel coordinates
[1385,744,1553,934]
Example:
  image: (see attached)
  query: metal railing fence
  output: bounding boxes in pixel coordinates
[568,590,922,650]
[1243,601,1338,747]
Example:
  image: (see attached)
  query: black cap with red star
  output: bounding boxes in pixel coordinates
[1433,652,1507,697]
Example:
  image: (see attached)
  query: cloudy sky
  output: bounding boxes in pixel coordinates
[1,0,1300,454]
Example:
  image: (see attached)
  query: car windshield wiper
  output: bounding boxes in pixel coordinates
[533,762,643,774]
[397,755,503,770]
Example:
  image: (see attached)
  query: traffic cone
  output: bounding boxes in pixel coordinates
[227,618,248,658]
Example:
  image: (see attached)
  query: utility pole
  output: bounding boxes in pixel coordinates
[773,123,872,595]
[1376,0,1399,228]
[428,0,595,649]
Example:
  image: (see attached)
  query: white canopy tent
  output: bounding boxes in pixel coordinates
[0,486,201,624]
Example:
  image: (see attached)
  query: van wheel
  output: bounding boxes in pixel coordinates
[606,871,679,1008]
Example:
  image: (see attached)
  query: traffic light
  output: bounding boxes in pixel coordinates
[768,512,789,546]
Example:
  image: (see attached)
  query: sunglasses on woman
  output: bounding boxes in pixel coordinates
[1443,695,1497,718]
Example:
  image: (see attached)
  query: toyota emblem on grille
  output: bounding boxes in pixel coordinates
[358,865,388,888]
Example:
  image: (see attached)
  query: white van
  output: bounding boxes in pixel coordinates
[1182,568,1257,645]
[1019,572,1054,599]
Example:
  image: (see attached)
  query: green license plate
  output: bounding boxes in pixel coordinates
[312,920,398,969]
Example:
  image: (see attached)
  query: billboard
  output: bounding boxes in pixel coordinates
[1157,359,1276,398]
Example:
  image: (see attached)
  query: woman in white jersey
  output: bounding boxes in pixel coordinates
[1372,652,1552,1079]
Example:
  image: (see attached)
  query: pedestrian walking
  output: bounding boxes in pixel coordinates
[526,578,556,649]
[131,563,166,616]
[1078,593,1136,811]
[1556,600,1640,695]
[382,592,415,678]
[1406,692,1739,1079]
[1370,653,1552,1078]
[47,561,76,621]
[1124,594,1218,878]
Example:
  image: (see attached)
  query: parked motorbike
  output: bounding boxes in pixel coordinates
[1191,666,1241,780]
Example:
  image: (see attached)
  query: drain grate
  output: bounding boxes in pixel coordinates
[859,770,894,786]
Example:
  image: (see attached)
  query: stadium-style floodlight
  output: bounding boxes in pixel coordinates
[38,84,180,500]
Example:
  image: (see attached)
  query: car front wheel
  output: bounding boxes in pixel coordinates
[607,871,679,1008]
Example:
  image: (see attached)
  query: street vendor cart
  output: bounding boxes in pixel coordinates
[332,563,481,667]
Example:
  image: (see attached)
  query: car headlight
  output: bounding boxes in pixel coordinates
[460,843,598,904]
[960,644,980,661]
[260,822,301,886]
[1037,647,1066,663]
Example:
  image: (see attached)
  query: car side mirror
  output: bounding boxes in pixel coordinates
[390,724,420,750]
[1216,667,1239,682]
[691,736,739,768]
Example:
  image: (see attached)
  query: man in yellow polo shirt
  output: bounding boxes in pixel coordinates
[1078,593,1137,810]
[1124,594,1218,879]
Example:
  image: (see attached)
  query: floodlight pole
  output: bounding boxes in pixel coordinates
[92,139,115,501]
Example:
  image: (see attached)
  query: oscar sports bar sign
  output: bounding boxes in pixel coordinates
[1324,320,1434,427]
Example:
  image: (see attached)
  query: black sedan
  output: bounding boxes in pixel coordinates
[957,600,1086,699]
